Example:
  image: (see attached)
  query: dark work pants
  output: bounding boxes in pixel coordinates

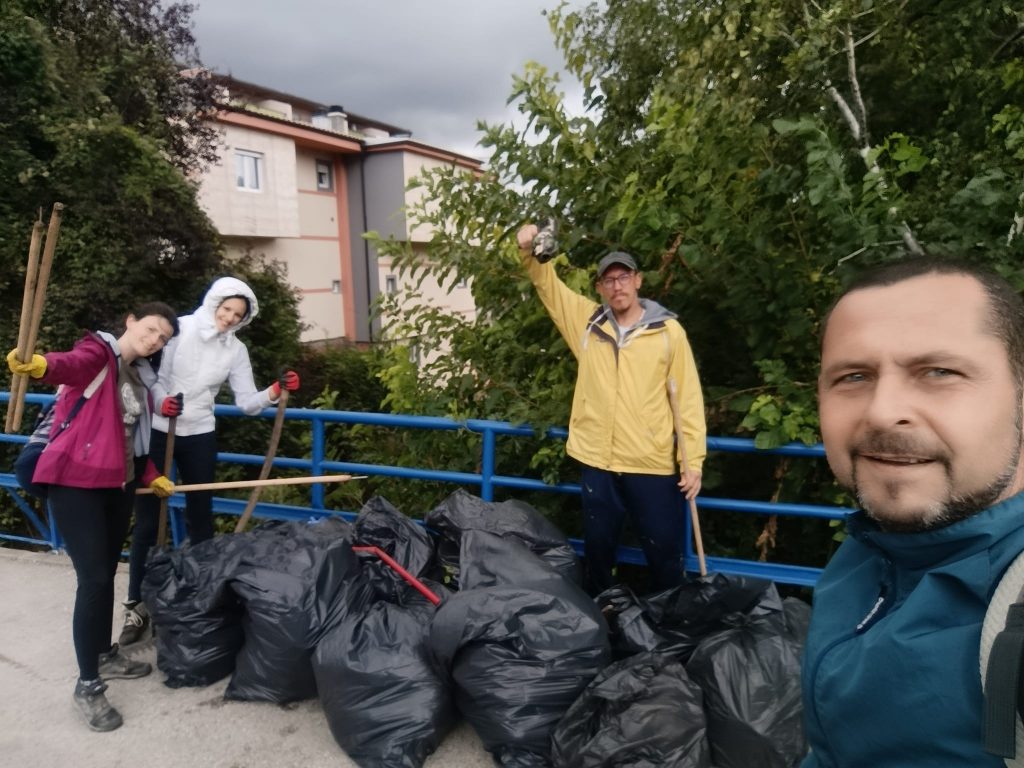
[580,464,688,595]
[49,481,136,681]
[127,429,218,601]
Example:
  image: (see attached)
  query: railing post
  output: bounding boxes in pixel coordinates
[480,427,496,502]
[311,417,325,511]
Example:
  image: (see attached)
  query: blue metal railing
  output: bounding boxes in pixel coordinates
[0,391,852,586]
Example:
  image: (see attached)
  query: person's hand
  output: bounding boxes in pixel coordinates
[678,469,702,500]
[270,370,300,399]
[6,349,46,378]
[160,393,184,418]
[516,223,538,252]
[149,475,175,498]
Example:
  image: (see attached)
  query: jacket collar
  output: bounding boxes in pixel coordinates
[849,490,1024,571]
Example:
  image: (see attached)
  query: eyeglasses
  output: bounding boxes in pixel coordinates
[597,272,636,289]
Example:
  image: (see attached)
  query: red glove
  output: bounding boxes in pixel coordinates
[160,393,184,418]
[270,370,300,399]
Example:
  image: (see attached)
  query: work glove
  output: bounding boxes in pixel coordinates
[160,393,184,418]
[270,370,300,399]
[7,349,47,379]
[149,475,175,498]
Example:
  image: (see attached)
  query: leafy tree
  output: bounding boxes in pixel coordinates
[0,1,306,539]
[372,0,1024,563]
[0,0,224,351]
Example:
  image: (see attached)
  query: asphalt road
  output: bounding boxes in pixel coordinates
[0,548,493,768]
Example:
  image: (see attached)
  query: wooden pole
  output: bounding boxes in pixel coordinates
[135,474,360,495]
[668,377,708,577]
[5,219,45,433]
[10,203,64,433]
[234,389,289,533]
[156,415,176,547]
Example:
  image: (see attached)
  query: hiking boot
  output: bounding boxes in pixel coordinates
[98,643,152,680]
[73,678,123,732]
[117,601,150,646]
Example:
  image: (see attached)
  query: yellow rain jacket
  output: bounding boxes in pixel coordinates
[526,256,706,475]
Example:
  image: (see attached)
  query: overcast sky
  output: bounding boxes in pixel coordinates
[188,1,591,162]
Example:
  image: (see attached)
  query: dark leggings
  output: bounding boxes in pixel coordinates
[49,482,136,681]
[127,429,217,601]
[580,464,688,595]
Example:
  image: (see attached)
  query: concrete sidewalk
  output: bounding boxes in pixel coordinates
[0,548,491,768]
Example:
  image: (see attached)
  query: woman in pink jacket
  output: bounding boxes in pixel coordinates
[7,302,179,733]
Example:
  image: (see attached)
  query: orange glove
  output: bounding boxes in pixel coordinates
[270,370,300,399]
[160,393,184,418]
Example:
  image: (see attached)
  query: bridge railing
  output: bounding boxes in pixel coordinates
[0,392,851,586]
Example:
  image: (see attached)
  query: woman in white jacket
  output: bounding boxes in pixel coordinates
[120,277,299,644]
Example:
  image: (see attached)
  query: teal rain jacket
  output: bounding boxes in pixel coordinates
[801,491,1024,767]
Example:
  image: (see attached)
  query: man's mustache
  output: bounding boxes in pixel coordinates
[851,430,949,465]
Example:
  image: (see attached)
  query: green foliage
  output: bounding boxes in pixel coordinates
[368,0,1024,566]
[0,1,306,537]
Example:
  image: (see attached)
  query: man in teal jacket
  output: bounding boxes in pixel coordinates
[803,259,1024,766]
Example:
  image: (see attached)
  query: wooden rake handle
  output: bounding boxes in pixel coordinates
[668,378,708,577]
[234,390,289,533]
[136,474,359,495]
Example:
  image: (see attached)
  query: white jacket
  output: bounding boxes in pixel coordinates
[152,277,275,436]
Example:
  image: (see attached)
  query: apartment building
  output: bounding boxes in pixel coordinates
[197,74,480,344]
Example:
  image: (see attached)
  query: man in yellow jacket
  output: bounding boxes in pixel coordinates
[516,224,707,593]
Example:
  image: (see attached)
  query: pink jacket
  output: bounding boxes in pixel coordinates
[33,333,159,489]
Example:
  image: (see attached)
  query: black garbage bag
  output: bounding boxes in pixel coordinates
[783,596,812,646]
[686,583,807,768]
[424,488,580,588]
[226,517,367,703]
[142,533,252,688]
[314,578,455,768]
[354,495,437,583]
[551,651,712,768]
[431,530,610,767]
[597,573,775,661]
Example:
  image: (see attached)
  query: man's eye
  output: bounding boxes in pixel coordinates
[925,368,957,378]
[837,372,867,384]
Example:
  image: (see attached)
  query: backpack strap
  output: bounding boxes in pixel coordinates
[52,365,108,439]
[982,549,1024,764]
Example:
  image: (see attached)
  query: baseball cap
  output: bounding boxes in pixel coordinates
[596,251,639,277]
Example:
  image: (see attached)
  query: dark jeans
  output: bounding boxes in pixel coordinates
[127,429,218,601]
[580,464,687,595]
[49,478,138,681]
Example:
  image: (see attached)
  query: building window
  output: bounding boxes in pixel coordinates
[385,275,398,294]
[235,150,263,191]
[316,160,333,191]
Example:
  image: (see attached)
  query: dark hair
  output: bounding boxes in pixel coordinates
[822,258,1024,387]
[222,294,251,319]
[131,301,180,337]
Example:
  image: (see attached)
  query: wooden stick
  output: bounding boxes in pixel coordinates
[5,219,45,433]
[156,415,177,547]
[10,203,64,432]
[135,474,360,495]
[234,388,289,533]
[668,377,708,577]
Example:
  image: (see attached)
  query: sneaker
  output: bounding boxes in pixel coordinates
[117,601,150,646]
[98,643,152,680]
[73,678,123,732]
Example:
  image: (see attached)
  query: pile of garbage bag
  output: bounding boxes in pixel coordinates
[143,490,810,768]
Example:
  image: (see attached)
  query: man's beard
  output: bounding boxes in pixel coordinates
[850,403,1023,533]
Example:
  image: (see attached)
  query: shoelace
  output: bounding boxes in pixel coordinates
[124,609,145,628]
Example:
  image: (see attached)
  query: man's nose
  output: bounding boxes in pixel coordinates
[862,375,914,428]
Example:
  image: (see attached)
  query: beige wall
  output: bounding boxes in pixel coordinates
[200,125,300,238]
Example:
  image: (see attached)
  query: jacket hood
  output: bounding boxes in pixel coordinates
[637,298,676,324]
[194,277,258,341]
